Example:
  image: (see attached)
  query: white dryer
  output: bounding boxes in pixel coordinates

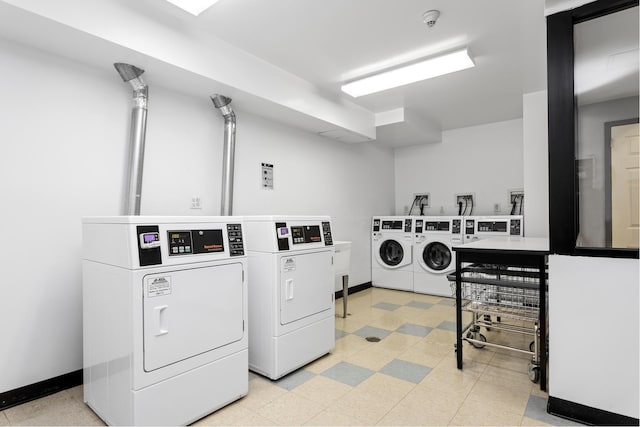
[371,216,414,291]
[82,216,248,426]
[463,215,524,242]
[243,216,335,380]
[413,216,464,297]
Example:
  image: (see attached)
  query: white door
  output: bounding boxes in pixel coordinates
[143,263,244,372]
[612,123,640,248]
[280,251,333,325]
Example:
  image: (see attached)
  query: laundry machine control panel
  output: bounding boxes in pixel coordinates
[510,219,522,236]
[425,221,450,231]
[464,216,524,240]
[412,217,461,237]
[291,225,322,244]
[379,219,413,232]
[266,218,332,252]
[167,224,245,257]
[322,221,333,246]
[477,221,507,232]
[137,225,162,266]
[452,219,461,234]
[381,220,403,230]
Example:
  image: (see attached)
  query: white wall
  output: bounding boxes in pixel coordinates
[523,90,550,238]
[394,119,524,217]
[549,255,639,419]
[0,37,394,393]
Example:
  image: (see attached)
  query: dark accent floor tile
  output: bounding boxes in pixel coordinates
[406,300,434,309]
[396,323,433,337]
[379,359,432,384]
[321,362,374,387]
[436,320,457,331]
[273,369,316,391]
[373,302,402,311]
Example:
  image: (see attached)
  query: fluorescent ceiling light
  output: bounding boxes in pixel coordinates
[341,48,475,97]
[164,0,221,16]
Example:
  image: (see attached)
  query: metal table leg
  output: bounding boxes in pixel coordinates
[342,274,349,318]
[456,256,463,369]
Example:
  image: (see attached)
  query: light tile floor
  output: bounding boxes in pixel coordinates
[0,287,582,426]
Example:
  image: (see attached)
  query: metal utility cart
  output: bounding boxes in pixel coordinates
[452,237,549,391]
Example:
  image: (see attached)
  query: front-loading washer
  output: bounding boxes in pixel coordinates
[82,216,248,426]
[243,216,335,380]
[413,216,464,297]
[463,215,524,242]
[371,216,414,291]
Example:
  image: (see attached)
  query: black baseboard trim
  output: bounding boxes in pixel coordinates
[335,281,372,300]
[0,369,82,411]
[548,395,639,426]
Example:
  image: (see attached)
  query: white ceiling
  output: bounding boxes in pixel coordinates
[0,0,549,147]
[574,6,639,106]
[142,0,549,147]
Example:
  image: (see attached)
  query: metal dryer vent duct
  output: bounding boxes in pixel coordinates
[114,63,149,216]
[211,94,236,216]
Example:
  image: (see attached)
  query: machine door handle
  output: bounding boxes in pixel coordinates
[154,305,169,336]
[285,279,294,300]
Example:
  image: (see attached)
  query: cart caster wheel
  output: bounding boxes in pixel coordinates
[528,363,540,383]
[466,331,486,349]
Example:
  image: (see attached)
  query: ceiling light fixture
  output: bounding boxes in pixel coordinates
[164,0,221,16]
[341,47,475,97]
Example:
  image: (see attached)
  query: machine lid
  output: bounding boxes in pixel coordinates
[422,242,452,271]
[379,239,405,266]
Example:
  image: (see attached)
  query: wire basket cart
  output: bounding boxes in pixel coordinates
[448,264,548,383]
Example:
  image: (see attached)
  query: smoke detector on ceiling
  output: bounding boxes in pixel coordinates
[422,10,440,28]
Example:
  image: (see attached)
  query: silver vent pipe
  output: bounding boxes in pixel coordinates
[114,63,149,216]
[211,94,236,216]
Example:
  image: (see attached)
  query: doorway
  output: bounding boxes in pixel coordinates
[606,119,639,248]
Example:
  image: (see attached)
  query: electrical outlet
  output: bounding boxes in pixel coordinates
[191,196,202,209]
[494,203,501,213]
[413,193,430,208]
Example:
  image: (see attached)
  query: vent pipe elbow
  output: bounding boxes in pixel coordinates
[211,94,237,216]
[211,94,235,119]
[115,63,149,216]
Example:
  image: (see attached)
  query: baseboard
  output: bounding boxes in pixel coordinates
[548,395,639,426]
[0,370,82,411]
[335,281,372,300]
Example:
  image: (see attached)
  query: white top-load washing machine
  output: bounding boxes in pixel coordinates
[243,216,335,380]
[371,216,414,291]
[463,215,524,243]
[413,216,464,297]
[82,216,248,426]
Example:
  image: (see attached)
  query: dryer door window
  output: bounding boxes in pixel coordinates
[422,242,452,271]
[379,239,404,266]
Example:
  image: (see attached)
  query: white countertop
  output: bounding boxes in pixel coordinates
[455,236,550,252]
